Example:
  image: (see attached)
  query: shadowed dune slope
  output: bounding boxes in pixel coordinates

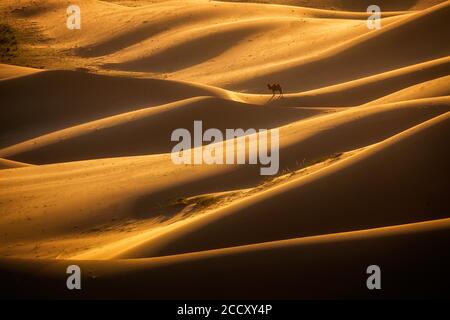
[115,112,450,258]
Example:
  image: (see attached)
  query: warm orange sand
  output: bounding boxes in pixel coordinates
[0,0,449,298]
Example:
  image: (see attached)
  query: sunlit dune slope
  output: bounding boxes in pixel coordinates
[2,1,448,94]
[0,63,41,80]
[221,0,447,12]
[0,0,410,86]
[1,218,449,298]
[365,75,450,105]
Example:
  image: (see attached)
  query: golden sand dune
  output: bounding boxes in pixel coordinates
[1,218,449,298]
[1,98,448,258]
[0,0,449,298]
[0,96,324,164]
[83,112,450,259]
[227,1,450,92]
[366,75,450,105]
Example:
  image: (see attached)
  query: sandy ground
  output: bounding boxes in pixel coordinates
[0,0,449,299]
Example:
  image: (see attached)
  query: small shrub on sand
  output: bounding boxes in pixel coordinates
[0,24,19,61]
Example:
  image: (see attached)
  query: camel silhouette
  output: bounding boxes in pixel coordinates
[267,83,283,100]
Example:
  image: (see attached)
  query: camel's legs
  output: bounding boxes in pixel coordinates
[271,91,276,99]
[276,90,283,100]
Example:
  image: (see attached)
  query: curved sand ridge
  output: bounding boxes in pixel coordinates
[225,1,450,92]
[220,0,447,12]
[72,111,450,259]
[1,98,448,256]
[0,70,232,147]
[1,217,449,298]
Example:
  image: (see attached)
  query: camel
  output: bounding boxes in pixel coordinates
[267,83,283,100]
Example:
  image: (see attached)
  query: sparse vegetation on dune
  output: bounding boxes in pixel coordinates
[0,24,18,62]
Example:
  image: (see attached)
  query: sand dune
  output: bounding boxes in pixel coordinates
[0,96,324,164]
[227,1,450,92]
[0,0,449,299]
[1,98,448,258]
[275,97,450,173]
[1,218,449,298]
[96,112,450,258]
[99,5,410,88]
[104,18,290,73]
[366,75,450,105]
[0,63,41,80]
[239,56,450,106]
[0,158,32,170]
